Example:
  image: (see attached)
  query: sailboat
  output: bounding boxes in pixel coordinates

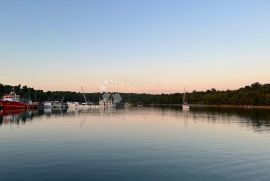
[67,86,92,110]
[182,88,190,110]
[80,86,95,109]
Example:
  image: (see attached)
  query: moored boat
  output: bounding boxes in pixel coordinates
[43,101,67,109]
[0,92,27,110]
[182,104,190,110]
[30,102,40,109]
[52,101,68,109]
[182,88,190,111]
[67,102,80,109]
[43,101,52,109]
[67,102,93,110]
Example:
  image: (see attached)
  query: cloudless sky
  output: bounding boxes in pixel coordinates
[0,0,270,93]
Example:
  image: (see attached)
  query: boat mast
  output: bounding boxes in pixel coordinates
[183,87,186,104]
[81,86,87,104]
[61,95,65,103]
[185,91,188,104]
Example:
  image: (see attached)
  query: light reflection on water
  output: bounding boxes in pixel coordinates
[1,107,270,132]
[0,107,270,181]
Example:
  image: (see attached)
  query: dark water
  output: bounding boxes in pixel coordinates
[1,107,270,181]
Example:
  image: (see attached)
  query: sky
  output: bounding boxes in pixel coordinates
[0,0,270,93]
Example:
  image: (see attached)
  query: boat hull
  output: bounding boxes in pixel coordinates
[182,104,190,110]
[0,100,26,110]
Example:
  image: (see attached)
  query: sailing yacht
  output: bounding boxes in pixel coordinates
[67,86,92,110]
[182,89,190,110]
[79,86,92,109]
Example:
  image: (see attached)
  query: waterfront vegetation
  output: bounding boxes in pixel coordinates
[0,82,270,106]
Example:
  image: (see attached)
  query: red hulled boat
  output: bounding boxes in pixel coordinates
[0,92,27,110]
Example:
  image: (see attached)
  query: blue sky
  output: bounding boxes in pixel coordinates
[0,0,270,93]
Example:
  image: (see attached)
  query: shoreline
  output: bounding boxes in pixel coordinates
[147,104,270,110]
[191,104,270,110]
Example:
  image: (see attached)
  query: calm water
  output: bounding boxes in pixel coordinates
[1,107,270,181]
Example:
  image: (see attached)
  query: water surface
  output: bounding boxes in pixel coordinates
[0,107,270,181]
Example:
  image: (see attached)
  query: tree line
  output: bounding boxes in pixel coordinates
[0,82,270,106]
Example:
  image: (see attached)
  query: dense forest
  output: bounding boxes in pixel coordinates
[0,82,270,106]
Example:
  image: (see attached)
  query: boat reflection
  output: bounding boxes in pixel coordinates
[42,107,68,115]
[0,107,112,126]
[0,109,41,126]
[1,107,270,132]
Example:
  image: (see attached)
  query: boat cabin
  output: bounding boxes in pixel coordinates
[2,92,20,102]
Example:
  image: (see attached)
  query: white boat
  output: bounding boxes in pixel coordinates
[67,102,92,110]
[52,101,68,109]
[44,101,52,109]
[67,102,79,109]
[80,86,92,109]
[67,86,93,110]
[182,88,190,111]
[182,104,190,110]
[44,98,68,110]
[43,108,52,114]
[78,102,92,109]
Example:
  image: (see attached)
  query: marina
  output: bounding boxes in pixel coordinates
[0,87,131,113]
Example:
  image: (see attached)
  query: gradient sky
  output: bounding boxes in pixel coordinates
[0,0,270,93]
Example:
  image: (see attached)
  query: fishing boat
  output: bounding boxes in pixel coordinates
[182,89,190,110]
[0,92,27,110]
